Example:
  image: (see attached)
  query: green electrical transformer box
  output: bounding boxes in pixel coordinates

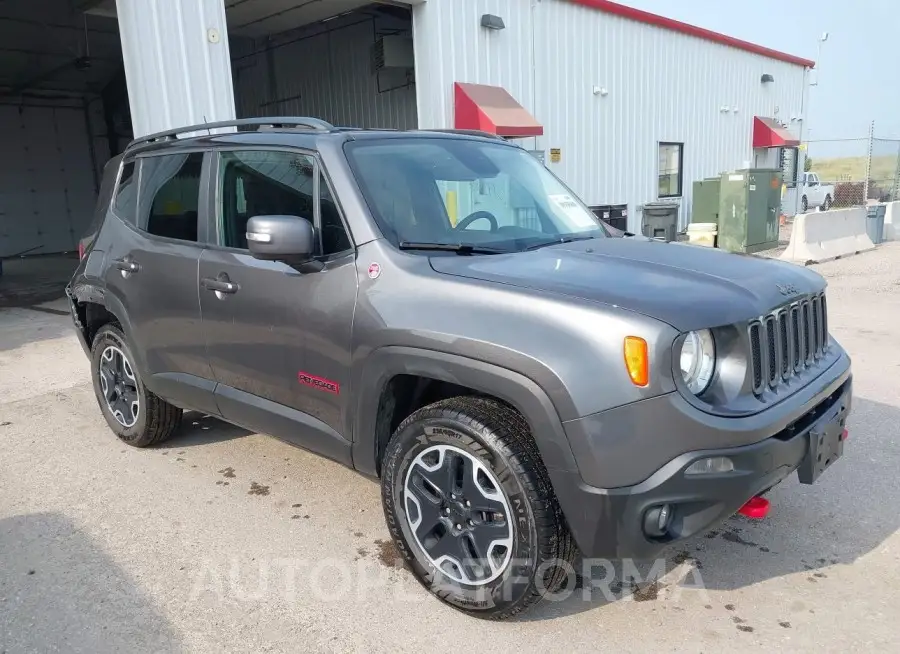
[716,168,782,254]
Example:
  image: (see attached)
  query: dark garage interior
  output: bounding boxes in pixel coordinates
[0,0,413,308]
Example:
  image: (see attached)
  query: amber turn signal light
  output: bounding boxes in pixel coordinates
[624,336,649,387]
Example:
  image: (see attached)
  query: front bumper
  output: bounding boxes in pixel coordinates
[555,354,852,560]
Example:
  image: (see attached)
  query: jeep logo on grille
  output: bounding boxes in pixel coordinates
[776,283,799,296]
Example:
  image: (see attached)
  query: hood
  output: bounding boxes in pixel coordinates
[428,238,824,332]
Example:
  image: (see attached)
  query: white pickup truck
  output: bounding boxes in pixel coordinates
[798,172,834,212]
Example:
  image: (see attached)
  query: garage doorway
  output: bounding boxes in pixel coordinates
[229,2,416,130]
[0,0,128,307]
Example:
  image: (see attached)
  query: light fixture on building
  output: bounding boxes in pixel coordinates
[592,86,608,96]
[761,73,774,83]
[481,14,505,30]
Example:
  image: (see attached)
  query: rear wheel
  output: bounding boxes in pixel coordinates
[800,195,808,213]
[823,194,832,211]
[90,324,182,447]
[380,396,576,620]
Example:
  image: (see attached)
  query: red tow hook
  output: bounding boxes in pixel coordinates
[738,496,770,519]
[841,429,849,441]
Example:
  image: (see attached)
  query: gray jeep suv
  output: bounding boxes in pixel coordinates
[67,117,852,619]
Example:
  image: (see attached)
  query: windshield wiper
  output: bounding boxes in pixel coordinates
[398,241,507,255]
[525,235,597,251]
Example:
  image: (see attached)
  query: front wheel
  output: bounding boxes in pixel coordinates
[380,396,576,620]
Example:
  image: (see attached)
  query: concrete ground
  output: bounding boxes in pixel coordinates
[0,254,79,309]
[2,245,899,653]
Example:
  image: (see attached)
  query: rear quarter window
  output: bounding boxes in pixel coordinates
[113,161,138,222]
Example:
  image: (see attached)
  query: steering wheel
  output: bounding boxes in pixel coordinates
[455,210,498,232]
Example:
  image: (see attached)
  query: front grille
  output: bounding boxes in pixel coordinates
[801,301,812,363]
[765,316,778,386]
[749,323,763,390]
[749,292,829,395]
[778,310,790,377]
[790,306,801,371]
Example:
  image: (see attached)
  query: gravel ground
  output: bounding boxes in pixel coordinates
[2,245,899,653]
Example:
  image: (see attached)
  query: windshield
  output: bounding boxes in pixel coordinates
[345,138,607,252]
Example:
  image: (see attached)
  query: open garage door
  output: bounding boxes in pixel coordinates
[229,1,416,130]
[0,103,99,256]
[0,0,127,259]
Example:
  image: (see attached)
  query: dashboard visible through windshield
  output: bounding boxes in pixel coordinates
[345,138,608,253]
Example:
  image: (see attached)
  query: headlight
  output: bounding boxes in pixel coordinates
[679,329,716,394]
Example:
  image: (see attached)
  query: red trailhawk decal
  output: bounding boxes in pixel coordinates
[298,372,340,394]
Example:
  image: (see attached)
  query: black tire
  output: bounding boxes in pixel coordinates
[800,195,808,213]
[823,195,832,211]
[90,324,182,447]
[381,396,576,620]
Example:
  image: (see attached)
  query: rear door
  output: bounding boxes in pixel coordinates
[102,150,218,414]
[198,148,357,464]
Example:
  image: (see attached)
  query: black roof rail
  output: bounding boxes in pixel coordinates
[421,129,506,140]
[127,117,335,149]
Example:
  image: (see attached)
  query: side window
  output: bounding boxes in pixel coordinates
[138,153,203,242]
[319,173,352,255]
[658,142,684,198]
[217,150,352,255]
[113,161,138,221]
[218,150,315,250]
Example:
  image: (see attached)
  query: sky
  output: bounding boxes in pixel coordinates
[619,0,897,148]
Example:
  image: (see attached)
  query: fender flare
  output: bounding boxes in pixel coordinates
[351,346,580,480]
[70,282,149,379]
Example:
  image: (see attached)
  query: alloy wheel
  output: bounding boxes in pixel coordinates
[403,444,513,586]
[98,345,140,428]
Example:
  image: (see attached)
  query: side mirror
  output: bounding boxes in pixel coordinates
[246,215,315,264]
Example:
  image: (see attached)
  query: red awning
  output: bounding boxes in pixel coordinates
[752,116,800,148]
[454,82,543,138]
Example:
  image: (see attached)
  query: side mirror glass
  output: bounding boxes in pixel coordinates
[246,215,315,264]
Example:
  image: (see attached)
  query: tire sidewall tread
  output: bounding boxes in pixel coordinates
[90,324,181,447]
[381,396,575,620]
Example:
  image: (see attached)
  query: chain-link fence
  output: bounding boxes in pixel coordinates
[802,128,900,210]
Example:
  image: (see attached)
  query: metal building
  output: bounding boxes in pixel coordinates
[0,0,812,263]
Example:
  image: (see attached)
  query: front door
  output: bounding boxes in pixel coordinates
[102,151,219,414]
[198,149,357,464]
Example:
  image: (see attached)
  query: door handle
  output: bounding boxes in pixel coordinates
[113,258,140,273]
[200,276,239,294]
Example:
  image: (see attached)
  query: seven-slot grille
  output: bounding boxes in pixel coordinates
[748,293,828,394]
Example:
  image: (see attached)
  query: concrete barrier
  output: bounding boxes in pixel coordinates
[884,201,900,241]
[781,207,876,265]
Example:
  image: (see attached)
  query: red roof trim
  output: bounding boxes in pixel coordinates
[567,0,815,68]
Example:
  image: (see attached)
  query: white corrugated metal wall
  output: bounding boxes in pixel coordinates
[116,0,236,138]
[413,0,808,232]
[232,11,417,130]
